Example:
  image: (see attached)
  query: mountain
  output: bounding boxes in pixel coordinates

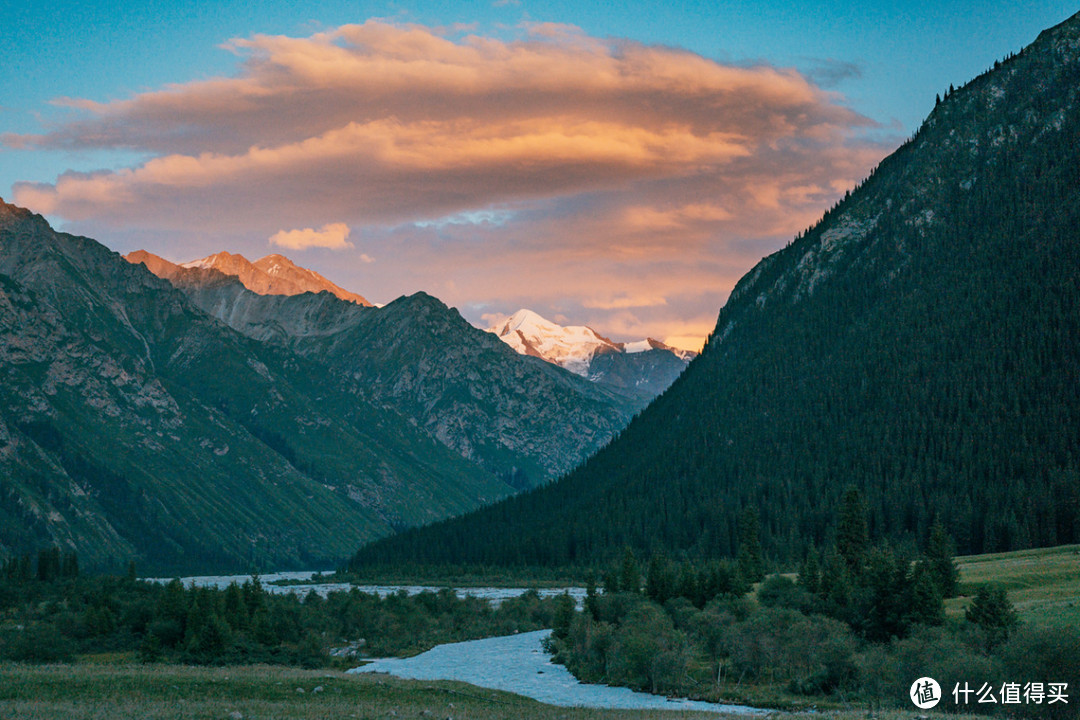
[488,309,695,401]
[490,309,621,375]
[0,202,511,574]
[134,250,373,305]
[349,13,1080,571]
[126,254,638,489]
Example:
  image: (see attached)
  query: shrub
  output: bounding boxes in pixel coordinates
[999,624,1080,720]
[757,574,816,613]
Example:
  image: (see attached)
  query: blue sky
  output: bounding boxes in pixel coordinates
[2,1,1074,347]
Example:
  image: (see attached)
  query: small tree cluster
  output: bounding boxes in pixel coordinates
[793,487,954,641]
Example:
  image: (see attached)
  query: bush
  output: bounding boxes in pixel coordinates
[999,624,1080,719]
[854,625,999,709]
[757,574,816,613]
[721,606,857,690]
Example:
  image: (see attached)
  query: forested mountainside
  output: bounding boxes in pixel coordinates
[349,12,1080,571]
[0,202,512,574]
[128,259,638,489]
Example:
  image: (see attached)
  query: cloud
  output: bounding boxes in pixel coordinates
[804,58,863,89]
[7,20,895,348]
[480,311,510,329]
[269,222,353,250]
[583,294,668,310]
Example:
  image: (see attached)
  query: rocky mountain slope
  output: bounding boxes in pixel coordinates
[0,203,511,573]
[127,250,371,305]
[126,255,637,489]
[488,309,694,401]
[350,12,1080,570]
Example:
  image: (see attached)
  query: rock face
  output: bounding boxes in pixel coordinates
[0,203,511,573]
[349,12,1080,569]
[488,309,695,402]
[126,254,638,490]
[128,249,372,305]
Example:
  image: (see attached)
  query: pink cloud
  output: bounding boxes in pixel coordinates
[269,222,353,250]
[6,20,895,348]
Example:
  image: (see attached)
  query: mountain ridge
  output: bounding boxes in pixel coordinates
[127,254,641,488]
[128,249,372,306]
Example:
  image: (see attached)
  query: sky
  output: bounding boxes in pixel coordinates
[2,1,1074,350]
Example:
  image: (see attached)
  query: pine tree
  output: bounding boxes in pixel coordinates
[645,554,672,605]
[966,586,1018,650]
[736,507,765,583]
[798,547,821,595]
[552,593,575,640]
[585,572,600,621]
[62,552,80,579]
[836,487,869,574]
[36,547,61,582]
[926,522,959,598]
[907,561,945,627]
[620,547,641,594]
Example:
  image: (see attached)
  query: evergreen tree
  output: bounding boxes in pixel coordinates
[645,554,670,604]
[602,566,621,594]
[926,521,959,598]
[138,631,162,663]
[736,507,765,583]
[585,572,600,621]
[36,547,61,582]
[798,547,821,595]
[675,561,700,605]
[836,487,869,574]
[223,583,249,631]
[552,593,575,640]
[818,548,852,618]
[861,547,909,641]
[61,552,80,579]
[620,547,641,594]
[966,586,1018,650]
[907,560,945,627]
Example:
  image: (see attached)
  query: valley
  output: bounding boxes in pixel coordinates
[1,5,1078,720]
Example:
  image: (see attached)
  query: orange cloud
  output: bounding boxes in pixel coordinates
[269,222,353,250]
[6,20,894,348]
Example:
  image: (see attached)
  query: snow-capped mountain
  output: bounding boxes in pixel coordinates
[489,309,695,375]
[488,309,696,401]
[489,309,622,376]
[177,251,371,305]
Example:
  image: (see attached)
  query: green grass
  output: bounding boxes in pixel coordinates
[0,662,991,720]
[947,543,1080,626]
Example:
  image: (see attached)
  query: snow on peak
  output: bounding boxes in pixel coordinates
[488,309,619,376]
[488,310,699,375]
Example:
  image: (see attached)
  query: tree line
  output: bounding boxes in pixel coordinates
[0,552,565,666]
[547,488,1077,718]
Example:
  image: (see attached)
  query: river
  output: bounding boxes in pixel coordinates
[350,629,764,715]
[144,570,587,605]
[154,571,763,713]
